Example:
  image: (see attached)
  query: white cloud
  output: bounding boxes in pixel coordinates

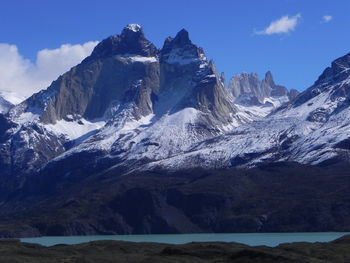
[0,41,98,104]
[256,14,301,35]
[322,15,332,23]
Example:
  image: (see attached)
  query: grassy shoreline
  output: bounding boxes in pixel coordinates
[1,235,350,262]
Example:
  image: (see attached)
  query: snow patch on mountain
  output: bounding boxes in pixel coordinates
[45,118,106,140]
[115,55,158,63]
[52,111,155,161]
[126,24,142,32]
[164,48,207,65]
[13,111,40,125]
[234,95,290,121]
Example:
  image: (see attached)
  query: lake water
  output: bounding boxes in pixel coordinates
[20,232,349,247]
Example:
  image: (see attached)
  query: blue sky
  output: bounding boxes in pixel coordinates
[0,0,349,101]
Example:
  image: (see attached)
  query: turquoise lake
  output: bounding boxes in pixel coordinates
[20,232,349,247]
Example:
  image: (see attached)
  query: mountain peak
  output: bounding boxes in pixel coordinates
[160,28,205,65]
[262,71,275,89]
[124,24,142,33]
[86,24,157,61]
[264,71,274,83]
[121,23,145,38]
[173,29,191,45]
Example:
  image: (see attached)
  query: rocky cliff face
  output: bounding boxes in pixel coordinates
[21,24,159,124]
[230,73,266,105]
[159,29,237,128]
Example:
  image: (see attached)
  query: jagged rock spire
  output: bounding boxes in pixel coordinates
[264,71,275,86]
[172,29,192,45]
[229,71,293,106]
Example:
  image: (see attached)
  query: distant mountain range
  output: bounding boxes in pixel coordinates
[0,24,350,237]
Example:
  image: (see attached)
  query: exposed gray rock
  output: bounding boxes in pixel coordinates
[229,73,261,105]
[34,25,160,123]
[288,89,299,100]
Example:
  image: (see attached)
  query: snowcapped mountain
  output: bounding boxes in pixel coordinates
[141,52,350,170]
[0,24,241,177]
[229,71,298,121]
[2,25,350,237]
[0,24,350,179]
